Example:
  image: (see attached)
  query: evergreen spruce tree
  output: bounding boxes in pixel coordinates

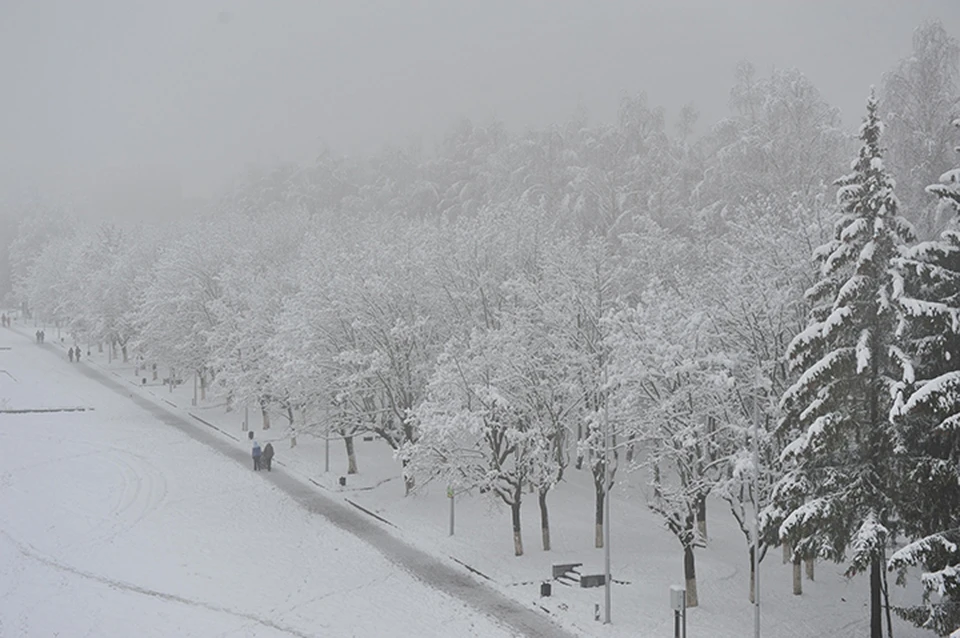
[889,116,960,635]
[769,92,915,638]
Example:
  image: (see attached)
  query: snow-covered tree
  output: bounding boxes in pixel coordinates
[22,233,78,330]
[608,281,737,608]
[696,63,849,213]
[563,238,627,549]
[771,93,915,638]
[406,324,540,556]
[72,223,161,361]
[882,21,960,239]
[888,115,960,634]
[135,218,237,384]
[889,529,960,635]
[206,213,307,429]
[7,200,76,317]
[698,193,833,598]
[282,227,396,473]
[404,209,583,553]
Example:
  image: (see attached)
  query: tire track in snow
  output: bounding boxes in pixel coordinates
[0,434,170,551]
[0,530,321,638]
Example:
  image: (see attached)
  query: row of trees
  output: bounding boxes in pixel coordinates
[6,21,960,637]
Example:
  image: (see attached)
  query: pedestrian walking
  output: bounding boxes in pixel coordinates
[68,347,74,362]
[252,439,262,471]
[262,442,274,471]
[75,348,81,362]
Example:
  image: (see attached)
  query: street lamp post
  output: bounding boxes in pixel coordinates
[602,364,612,625]
[324,422,331,473]
[448,485,455,536]
[752,380,762,638]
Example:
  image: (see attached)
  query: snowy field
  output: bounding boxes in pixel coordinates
[0,322,933,637]
[0,327,533,638]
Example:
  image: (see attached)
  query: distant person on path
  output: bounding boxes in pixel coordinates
[68,347,74,362]
[40,330,44,343]
[35,330,41,343]
[75,347,81,362]
[252,438,262,471]
[262,442,274,471]
[1,313,6,327]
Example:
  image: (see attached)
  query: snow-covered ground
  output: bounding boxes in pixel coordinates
[0,327,534,638]
[0,321,932,637]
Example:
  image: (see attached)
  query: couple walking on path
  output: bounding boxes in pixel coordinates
[249,431,274,471]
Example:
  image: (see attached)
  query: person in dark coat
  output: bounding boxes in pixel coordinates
[262,442,274,471]
[252,439,262,471]
[75,347,81,362]
[68,347,74,362]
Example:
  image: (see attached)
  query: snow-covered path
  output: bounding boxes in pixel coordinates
[0,330,570,637]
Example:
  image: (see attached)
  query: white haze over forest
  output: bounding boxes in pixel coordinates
[0,0,958,213]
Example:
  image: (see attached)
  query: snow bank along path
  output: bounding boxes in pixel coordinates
[0,329,576,638]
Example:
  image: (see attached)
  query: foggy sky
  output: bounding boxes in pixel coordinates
[2,0,958,217]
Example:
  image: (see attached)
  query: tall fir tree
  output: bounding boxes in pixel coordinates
[889,116,960,636]
[768,92,915,638]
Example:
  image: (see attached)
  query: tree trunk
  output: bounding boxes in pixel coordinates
[261,406,271,430]
[511,500,524,556]
[870,555,882,638]
[575,423,584,470]
[805,556,815,581]
[882,551,894,638]
[121,343,128,363]
[199,370,206,401]
[98,342,103,353]
[783,539,792,564]
[595,480,604,548]
[749,545,756,604]
[684,545,699,607]
[696,495,708,543]
[793,555,802,595]
[225,391,233,413]
[538,489,550,551]
[401,459,415,496]
[344,435,358,474]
